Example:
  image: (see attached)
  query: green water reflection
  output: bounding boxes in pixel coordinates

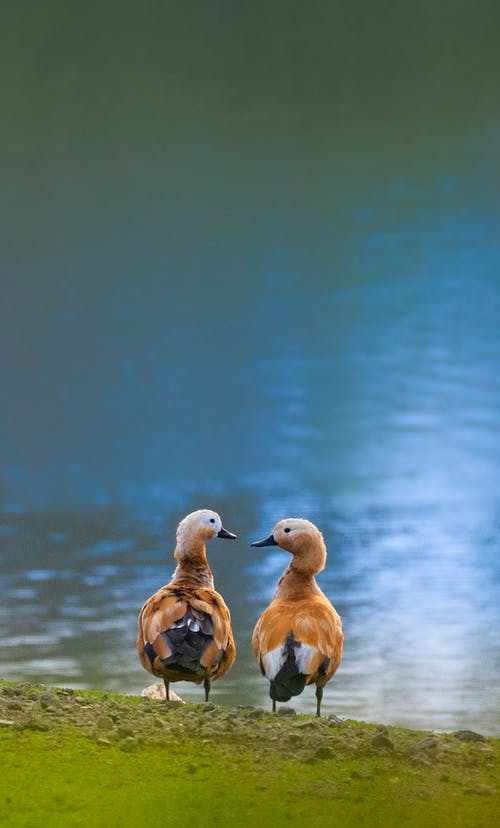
[1,2,500,732]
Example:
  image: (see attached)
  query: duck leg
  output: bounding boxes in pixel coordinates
[203,677,211,702]
[272,699,276,713]
[315,686,323,717]
[163,679,170,702]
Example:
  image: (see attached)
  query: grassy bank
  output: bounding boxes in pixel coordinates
[0,679,498,827]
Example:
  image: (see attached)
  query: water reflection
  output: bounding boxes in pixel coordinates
[1,3,500,733]
[0,498,499,733]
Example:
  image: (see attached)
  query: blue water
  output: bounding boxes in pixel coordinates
[1,3,500,733]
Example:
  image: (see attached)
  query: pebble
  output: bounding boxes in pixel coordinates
[23,719,49,732]
[119,737,136,751]
[414,735,439,750]
[159,700,184,711]
[411,751,432,766]
[453,730,486,743]
[465,784,496,796]
[0,719,15,727]
[371,733,394,750]
[40,691,62,712]
[276,707,297,718]
[244,708,265,720]
[140,683,184,703]
[351,767,373,779]
[96,715,114,731]
[116,727,134,739]
[314,746,335,760]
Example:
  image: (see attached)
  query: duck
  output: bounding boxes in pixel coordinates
[137,509,237,703]
[251,518,343,717]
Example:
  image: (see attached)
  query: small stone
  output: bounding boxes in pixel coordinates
[245,708,265,720]
[97,737,111,745]
[453,730,486,743]
[0,719,15,727]
[352,767,372,779]
[23,719,49,732]
[276,707,296,718]
[465,784,496,796]
[314,746,334,760]
[96,715,114,731]
[327,714,344,726]
[40,691,62,712]
[371,733,393,750]
[411,751,432,766]
[414,736,439,750]
[116,727,134,739]
[302,755,317,764]
[140,683,184,703]
[119,737,136,751]
[161,700,184,710]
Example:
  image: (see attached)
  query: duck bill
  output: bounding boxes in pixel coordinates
[217,527,238,539]
[251,533,278,547]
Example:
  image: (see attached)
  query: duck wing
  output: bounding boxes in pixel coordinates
[137,584,235,681]
[252,596,343,684]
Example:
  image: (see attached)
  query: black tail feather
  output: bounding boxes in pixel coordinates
[160,607,215,675]
[269,631,307,702]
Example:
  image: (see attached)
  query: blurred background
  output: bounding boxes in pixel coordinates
[1,1,499,733]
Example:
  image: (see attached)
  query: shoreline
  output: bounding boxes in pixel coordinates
[1,678,498,827]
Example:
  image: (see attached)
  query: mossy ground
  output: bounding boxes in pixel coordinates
[0,680,498,827]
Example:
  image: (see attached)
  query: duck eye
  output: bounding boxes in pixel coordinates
[284,527,291,533]
[209,518,215,524]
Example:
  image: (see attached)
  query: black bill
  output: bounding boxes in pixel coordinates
[251,533,278,547]
[217,527,238,539]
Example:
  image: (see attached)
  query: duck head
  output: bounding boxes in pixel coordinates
[174,509,237,561]
[251,517,326,574]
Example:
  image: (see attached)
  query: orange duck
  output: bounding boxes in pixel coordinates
[137,509,237,702]
[251,518,343,716]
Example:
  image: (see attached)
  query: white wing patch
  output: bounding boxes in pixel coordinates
[261,641,318,678]
[261,647,286,680]
[295,643,317,674]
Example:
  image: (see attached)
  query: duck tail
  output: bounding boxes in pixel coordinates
[161,607,214,675]
[269,631,307,702]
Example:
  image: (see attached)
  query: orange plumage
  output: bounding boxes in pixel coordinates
[251,518,343,716]
[137,509,237,702]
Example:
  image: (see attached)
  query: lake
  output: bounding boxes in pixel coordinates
[1,2,499,734]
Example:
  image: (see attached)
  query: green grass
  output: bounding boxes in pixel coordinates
[0,681,498,827]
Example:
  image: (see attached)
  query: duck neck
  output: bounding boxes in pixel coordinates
[172,537,214,588]
[275,561,321,599]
